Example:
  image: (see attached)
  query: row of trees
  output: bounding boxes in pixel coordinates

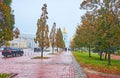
[0,0,20,47]
[34,4,65,57]
[70,0,120,65]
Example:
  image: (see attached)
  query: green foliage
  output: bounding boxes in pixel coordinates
[55,28,65,50]
[73,0,120,65]
[50,22,56,47]
[3,0,12,6]
[35,18,49,48]
[0,0,16,46]
[50,22,56,54]
[34,4,49,57]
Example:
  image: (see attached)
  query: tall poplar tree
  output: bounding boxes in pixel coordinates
[55,28,65,52]
[34,4,49,57]
[50,22,56,54]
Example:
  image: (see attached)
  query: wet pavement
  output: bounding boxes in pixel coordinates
[0,49,87,78]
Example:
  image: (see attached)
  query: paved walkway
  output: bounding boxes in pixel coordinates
[0,51,87,78]
[111,54,120,60]
[84,54,120,78]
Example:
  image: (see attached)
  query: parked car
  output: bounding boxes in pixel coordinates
[34,47,41,52]
[44,49,50,52]
[1,47,24,57]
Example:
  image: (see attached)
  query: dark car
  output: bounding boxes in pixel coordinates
[1,47,24,57]
[34,47,41,52]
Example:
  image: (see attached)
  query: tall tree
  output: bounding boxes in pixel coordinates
[0,0,18,47]
[80,0,120,65]
[55,28,65,52]
[58,28,65,49]
[34,4,49,57]
[81,12,95,57]
[55,28,60,52]
[72,25,86,50]
[50,22,56,54]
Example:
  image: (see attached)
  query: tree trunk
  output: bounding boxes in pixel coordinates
[99,51,103,60]
[57,47,58,52]
[41,48,44,58]
[88,45,91,57]
[52,47,54,54]
[108,51,111,65]
[108,46,111,65]
[105,52,107,60]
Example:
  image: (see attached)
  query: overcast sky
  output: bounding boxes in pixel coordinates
[11,0,86,39]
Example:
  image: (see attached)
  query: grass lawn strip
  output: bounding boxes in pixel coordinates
[72,51,120,75]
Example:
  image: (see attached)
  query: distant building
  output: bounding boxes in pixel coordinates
[62,27,69,48]
[10,33,38,48]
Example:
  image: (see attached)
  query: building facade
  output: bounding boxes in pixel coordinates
[10,33,38,48]
[62,27,69,48]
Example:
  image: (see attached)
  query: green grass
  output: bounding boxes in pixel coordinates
[72,51,120,74]
[32,56,50,59]
[0,73,11,78]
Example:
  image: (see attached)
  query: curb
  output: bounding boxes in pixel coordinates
[71,52,88,78]
[8,73,18,78]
